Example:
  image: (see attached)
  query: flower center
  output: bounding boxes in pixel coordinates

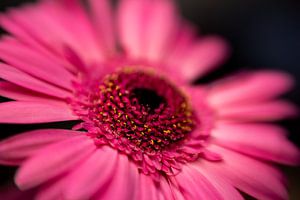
[87,69,197,152]
[131,88,165,113]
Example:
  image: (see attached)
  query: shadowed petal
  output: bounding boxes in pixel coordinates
[35,176,67,200]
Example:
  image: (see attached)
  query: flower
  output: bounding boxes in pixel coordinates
[0,0,298,199]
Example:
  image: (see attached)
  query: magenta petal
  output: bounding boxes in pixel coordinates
[0,101,78,124]
[202,145,288,200]
[0,63,71,99]
[0,129,84,165]
[208,71,294,107]
[15,136,95,190]
[95,154,139,200]
[65,146,118,200]
[212,123,300,165]
[0,82,64,103]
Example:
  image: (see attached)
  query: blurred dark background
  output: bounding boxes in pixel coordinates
[0,0,299,199]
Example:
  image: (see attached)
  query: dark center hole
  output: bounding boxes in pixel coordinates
[132,88,165,111]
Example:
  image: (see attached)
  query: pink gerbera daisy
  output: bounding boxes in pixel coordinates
[0,0,299,199]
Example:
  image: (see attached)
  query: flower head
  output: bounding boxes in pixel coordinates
[0,0,299,199]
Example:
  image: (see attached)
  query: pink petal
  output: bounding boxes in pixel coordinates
[118,0,178,63]
[0,36,75,90]
[176,165,223,199]
[65,146,118,200]
[88,0,116,54]
[199,145,288,200]
[0,11,52,58]
[0,82,64,103]
[15,136,95,190]
[134,174,159,200]
[46,0,105,64]
[0,129,84,165]
[0,11,78,73]
[3,1,103,65]
[0,101,78,124]
[178,36,229,82]
[142,0,178,62]
[159,177,185,200]
[217,100,297,121]
[165,22,197,67]
[211,123,300,165]
[117,0,147,58]
[190,164,244,200]
[35,176,67,200]
[0,63,71,99]
[208,71,294,107]
[94,154,139,200]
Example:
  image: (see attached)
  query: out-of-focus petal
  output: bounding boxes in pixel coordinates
[217,100,297,121]
[0,63,71,99]
[177,36,229,82]
[0,101,78,124]
[88,0,116,55]
[198,145,288,200]
[0,82,63,103]
[15,136,95,190]
[0,36,75,90]
[1,0,104,65]
[0,129,84,165]
[208,71,294,107]
[211,123,300,165]
[118,0,178,62]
